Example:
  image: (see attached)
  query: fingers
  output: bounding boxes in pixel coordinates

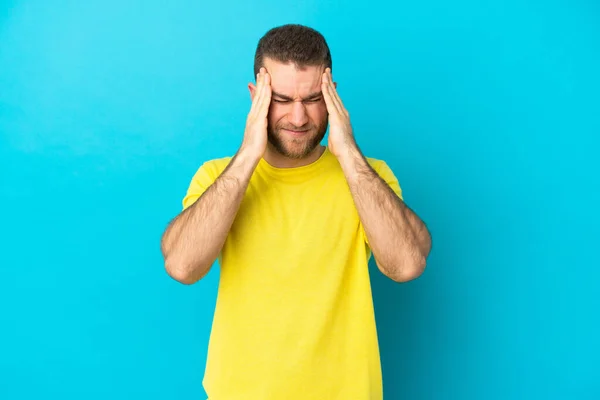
[322,68,346,116]
[250,68,271,119]
[256,71,271,119]
[249,69,264,116]
[328,69,348,116]
[321,70,338,115]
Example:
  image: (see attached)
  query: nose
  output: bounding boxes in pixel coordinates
[288,101,309,127]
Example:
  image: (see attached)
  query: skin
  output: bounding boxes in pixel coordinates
[319,68,432,281]
[247,58,330,168]
[161,58,432,284]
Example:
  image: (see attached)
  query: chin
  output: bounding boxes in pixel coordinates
[268,125,327,159]
[280,144,316,159]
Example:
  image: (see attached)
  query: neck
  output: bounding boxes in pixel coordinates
[263,144,326,169]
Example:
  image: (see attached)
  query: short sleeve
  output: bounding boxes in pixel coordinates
[363,159,403,248]
[181,157,232,210]
[374,160,403,200]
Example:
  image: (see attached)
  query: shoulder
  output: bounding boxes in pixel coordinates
[364,155,397,179]
[189,155,233,182]
[181,155,233,210]
[363,155,403,199]
[364,156,388,173]
[197,155,233,175]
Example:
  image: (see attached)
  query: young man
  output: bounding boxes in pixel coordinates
[161,24,431,400]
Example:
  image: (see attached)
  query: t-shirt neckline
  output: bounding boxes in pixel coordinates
[258,146,333,182]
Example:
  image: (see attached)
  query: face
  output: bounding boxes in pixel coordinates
[250,58,330,159]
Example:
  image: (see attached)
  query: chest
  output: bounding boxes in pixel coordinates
[226,172,362,259]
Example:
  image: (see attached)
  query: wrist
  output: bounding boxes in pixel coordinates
[222,146,261,182]
[237,144,263,165]
[337,142,363,170]
[338,144,374,186]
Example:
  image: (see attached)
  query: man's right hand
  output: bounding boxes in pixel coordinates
[240,67,271,161]
[161,68,272,285]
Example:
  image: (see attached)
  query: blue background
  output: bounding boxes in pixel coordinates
[1,0,599,398]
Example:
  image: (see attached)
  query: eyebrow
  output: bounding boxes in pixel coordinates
[271,90,323,101]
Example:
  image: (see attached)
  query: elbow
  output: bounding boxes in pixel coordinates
[402,257,427,282]
[164,258,203,285]
[382,256,427,283]
[394,239,431,282]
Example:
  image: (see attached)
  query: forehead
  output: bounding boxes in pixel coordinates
[264,58,324,98]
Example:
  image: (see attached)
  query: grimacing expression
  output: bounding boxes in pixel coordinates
[254,58,329,159]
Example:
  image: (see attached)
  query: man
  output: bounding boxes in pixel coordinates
[161,24,431,400]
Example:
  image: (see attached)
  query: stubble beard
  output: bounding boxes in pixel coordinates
[267,120,328,160]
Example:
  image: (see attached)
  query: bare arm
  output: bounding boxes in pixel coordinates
[160,150,260,284]
[160,68,272,284]
[339,146,432,282]
[321,67,431,282]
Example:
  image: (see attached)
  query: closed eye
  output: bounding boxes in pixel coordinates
[273,98,321,104]
[271,90,323,104]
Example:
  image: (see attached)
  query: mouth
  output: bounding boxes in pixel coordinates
[282,128,309,137]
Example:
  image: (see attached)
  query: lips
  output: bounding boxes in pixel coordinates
[282,128,309,136]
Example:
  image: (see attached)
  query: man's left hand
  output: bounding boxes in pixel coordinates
[322,68,357,160]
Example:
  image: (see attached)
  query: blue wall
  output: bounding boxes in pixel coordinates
[1,0,599,398]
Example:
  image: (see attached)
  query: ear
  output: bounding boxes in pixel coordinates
[248,82,257,101]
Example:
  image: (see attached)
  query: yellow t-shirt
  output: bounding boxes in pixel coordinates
[182,146,403,400]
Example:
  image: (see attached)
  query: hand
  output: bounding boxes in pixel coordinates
[322,68,356,159]
[240,67,271,161]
